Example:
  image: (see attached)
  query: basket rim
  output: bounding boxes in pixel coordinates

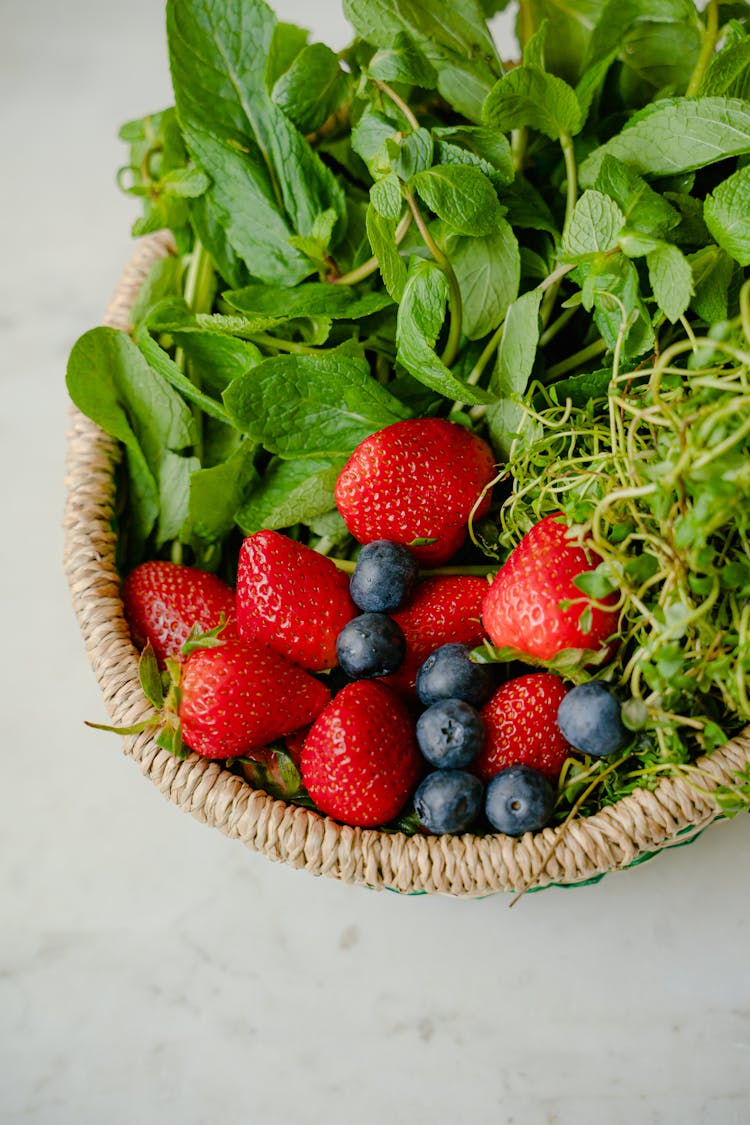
[62,231,750,897]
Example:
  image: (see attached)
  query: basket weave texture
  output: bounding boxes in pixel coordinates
[63,232,750,897]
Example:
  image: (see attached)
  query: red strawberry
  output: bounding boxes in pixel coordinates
[122,560,236,666]
[301,681,422,827]
[482,514,618,662]
[474,673,571,782]
[384,575,489,694]
[235,530,356,671]
[179,637,330,760]
[334,418,497,565]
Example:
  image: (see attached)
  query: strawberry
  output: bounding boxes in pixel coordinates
[482,513,618,662]
[300,681,422,827]
[235,530,356,671]
[122,560,236,666]
[334,418,497,565]
[474,673,571,782]
[179,637,330,759]
[384,575,490,695]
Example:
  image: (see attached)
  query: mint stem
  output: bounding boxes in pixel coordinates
[686,0,720,96]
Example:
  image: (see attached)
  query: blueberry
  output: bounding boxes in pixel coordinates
[485,765,555,836]
[416,699,484,769]
[416,643,497,707]
[413,769,484,834]
[336,613,406,679]
[350,540,419,613]
[556,682,629,758]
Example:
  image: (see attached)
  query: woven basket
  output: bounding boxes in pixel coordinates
[63,231,750,897]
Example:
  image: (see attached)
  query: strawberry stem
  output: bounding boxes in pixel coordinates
[329,557,495,577]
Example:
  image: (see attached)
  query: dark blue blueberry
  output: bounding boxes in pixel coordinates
[336,612,406,679]
[416,643,498,707]
[556,682,629,758]
[413,769,484,834]
[485,765,555,836]
[416,699,484,769]
[349,540,419,613]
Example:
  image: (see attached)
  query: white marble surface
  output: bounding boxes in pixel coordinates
[2,2,750,1122]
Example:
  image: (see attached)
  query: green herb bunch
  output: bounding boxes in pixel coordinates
[67,0,750,819]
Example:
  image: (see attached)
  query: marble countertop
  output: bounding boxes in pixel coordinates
[3,2,749,1122]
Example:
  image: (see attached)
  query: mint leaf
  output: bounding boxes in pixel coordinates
[688,246,735,323]
[396,259,494,405]
[483,65,584,140]
[487,288,543,458]
[411,165,503,236]
[594,154,680,237]
[389,128,434,181]
[526,0,604,85]
[272,43,349,134]
[223,281,393,320]
[646,243,693,323]
[223,349,411,457]
[343,0,502,123]
[561,190,625,259]
[367,32,438,88]
[167,0,345,283]
[370,172,403,220]
[264,21,308,89]
[574,253,654,357]
[441,220,520,340]
[704,164,750,267]
[432,126,514,186]
[237,456,345,533]
[366,205,408,302]
[699,30,750,98]
[580,97,750,185]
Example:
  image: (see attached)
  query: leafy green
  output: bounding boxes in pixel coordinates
[483,65,584,140]
[580,97,750,184]
[704,164,750,267]
[410,164,504,235]
[272,43,349,134]
[68,0,750,827]
[223,348,412,456]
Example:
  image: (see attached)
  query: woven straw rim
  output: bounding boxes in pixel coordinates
[62,231,750,897]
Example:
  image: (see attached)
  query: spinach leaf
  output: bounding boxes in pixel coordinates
[66,327,197,555]
[223,348,412,456]
[237,457,346,533]
[186,440,259,545]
